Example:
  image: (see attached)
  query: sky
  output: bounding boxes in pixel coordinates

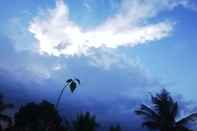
[0,0,197,130]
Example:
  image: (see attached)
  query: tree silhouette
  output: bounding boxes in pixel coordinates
[135,89,197,131]
[14,100,62,131]
[109,125,121,131]
[0,94,13,131]
[56,78,80,108]
[62,118,71,131]
[73,112,98,131]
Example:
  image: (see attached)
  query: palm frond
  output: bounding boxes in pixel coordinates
[135,110,156,121]
[138,104,159,120]
[142,121,160,129]
[175,125,192,131]
[171,102,178,118]
[176,113,197,126]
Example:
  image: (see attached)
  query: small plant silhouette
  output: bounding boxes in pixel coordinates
[56,78,80,108]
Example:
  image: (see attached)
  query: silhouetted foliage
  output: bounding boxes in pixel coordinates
[62,118,71,131]
[56,78,80,108]
[14,100,62,131]
[0,87,197,131]
[73,112,98,131]
[0,94,13,131]
[109,125,121,131]
[135,89,197,131]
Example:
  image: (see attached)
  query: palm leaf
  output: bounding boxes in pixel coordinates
[171,102,178,118]
[137,104,159,120]
[135,110,155,121]
[175,125,192,131]
[176,113,197,126]
[142,121,160,129]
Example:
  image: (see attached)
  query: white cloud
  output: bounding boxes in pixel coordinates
[88,48,143,70]
[29,0,188,57]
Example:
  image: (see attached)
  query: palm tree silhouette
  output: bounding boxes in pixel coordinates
[73,112,98,131]
[56,78,80,108]
[135,89,197,131]
[0,94,13,131]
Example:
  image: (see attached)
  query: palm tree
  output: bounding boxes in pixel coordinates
[56,78,80,108]
[135,89,197,131]
[73,112,99,131]
[0,94,13,131]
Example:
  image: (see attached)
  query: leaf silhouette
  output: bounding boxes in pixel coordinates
[56,78,80,108]
[69,81,77,93]
[75,78,80,84]
[66,79,73,83]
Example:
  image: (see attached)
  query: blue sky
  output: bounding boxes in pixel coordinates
[0,0,197,130]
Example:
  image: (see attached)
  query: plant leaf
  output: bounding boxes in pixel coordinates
[66,79,73,83]
[69,82,77,93]
[75,78,80,85]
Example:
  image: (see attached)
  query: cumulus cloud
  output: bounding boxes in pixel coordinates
[28,0,184,57]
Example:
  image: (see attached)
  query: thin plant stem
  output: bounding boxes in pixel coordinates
[55,83,69,108]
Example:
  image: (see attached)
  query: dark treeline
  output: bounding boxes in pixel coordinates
[0,89,197,131]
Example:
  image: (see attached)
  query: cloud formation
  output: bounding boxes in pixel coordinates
[28,0,182,56]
